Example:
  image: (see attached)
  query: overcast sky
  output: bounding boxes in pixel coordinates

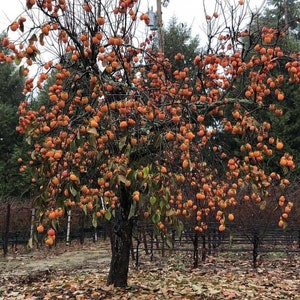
[0,0,266,33]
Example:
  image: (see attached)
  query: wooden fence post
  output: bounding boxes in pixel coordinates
[3,203,11,256]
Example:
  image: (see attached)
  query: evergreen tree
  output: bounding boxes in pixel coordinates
[0,33,27,198]
[162,17,200,72]
[262,0,300,40]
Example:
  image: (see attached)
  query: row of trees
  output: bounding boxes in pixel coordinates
[0,0,299,287]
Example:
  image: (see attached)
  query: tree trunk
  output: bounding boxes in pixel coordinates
[193,231,199,268]
[201,233,207,262]
[252,231,260,268]
[107,184,133,287]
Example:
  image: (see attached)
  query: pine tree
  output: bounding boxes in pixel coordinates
[0,33,27,198]
[162,17,200,71]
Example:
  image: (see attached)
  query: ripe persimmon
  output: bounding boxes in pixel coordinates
[10,22,19,31]
[47,228,55,236]
[277,93,284,101]
[132,191,140,201]
[45,237,54,246]
[228,213,234,221]
[97,16,105,25]
[278,219,284,227]
[37,224,44,233]
[165,132,174,141]
[48,211,56,220]
[119,120,128,129]
[182,159,189,169]
[196,192,205,200]
[219,224,226,231]
[69,173,78,181]
[276,141,284,150]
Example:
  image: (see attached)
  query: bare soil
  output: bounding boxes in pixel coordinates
[0,239,111,277]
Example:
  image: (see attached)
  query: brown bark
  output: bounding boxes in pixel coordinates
[107,185,133,287]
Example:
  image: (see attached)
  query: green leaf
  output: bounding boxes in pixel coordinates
[166,208,176,217]
[252,183,258,192]
[128,201,137,220]
[70,186,77,197]
[119,135,127,151]
[15,56,21,65]
[150,196,157,205]
[259,200,267,210]
[70,140,76,152]
[18,65,24,76]
[283,221,288,230]
[92,213,98,228]
[87,127,98,135]
[159,199,166,210]
[152,133,162,148]
[51,219,58,230]
[125,143,132,156]
[25,136,32,145]
[174,220,184,236]
[152,213,160,224]
[105,209,112,220]
[282,166,289,175]
[118,174,127,184]
[89,134,97,148]
[166,234,173,249]
[31,150,36,159]
[82,204,87,215]
[143,166,150,177]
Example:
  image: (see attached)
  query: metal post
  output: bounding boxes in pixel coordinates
[30,208,35,240]
[66,209,72,245]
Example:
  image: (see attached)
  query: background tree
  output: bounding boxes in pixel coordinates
[162,17,200,72]
[253,0,300,178]
[1,0,299,287]
[261,0,300,40]
[0,33,27,199]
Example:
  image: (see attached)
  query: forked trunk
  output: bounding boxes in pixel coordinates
[107,185,133,287]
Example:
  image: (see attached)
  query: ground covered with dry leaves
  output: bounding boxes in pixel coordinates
[0,239,299,299]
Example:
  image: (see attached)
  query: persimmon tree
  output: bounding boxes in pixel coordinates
[2,0,299,286]
[253,0,300,177]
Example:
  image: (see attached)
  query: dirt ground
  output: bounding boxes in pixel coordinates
[0,239,111,277]
[0,239,300,299]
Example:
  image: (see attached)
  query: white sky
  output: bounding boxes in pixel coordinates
[0,0,265,34]
[0,0,265,80]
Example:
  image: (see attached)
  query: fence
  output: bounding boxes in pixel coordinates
[130,220,300,267]
[0,201,109,255]
[1,200,300,267]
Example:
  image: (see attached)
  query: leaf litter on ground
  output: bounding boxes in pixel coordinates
[0,240,299,299]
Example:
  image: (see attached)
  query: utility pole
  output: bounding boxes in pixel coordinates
[157,0,164,52]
